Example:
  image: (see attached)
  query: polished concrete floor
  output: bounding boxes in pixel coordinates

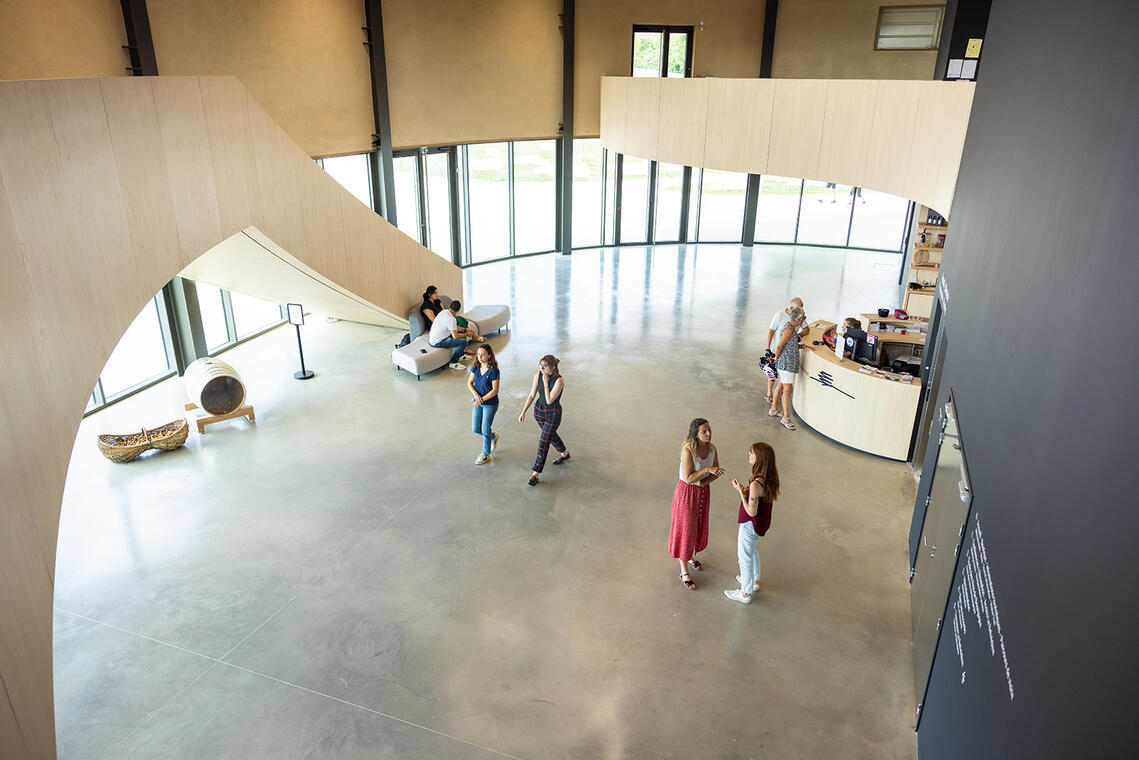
[56,244,919,759]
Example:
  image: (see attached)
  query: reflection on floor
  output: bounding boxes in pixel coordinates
[55,244,918,759]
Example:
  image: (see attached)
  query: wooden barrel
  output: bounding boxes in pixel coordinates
[185,358,246,415]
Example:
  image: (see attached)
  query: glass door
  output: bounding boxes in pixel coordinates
[394,148,459,264]
[391,153,421,242]
[424,149,458,263]
[910,393,975,727]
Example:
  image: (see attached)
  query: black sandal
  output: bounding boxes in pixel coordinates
[552,452,571,465]
[680,572,696,590]
[688,559,703,571]
[527,474,539,486]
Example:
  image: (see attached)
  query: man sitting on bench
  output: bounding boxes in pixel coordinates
[429,300,483,370]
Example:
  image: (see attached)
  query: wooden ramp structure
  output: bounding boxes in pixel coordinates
[0,75,459,759]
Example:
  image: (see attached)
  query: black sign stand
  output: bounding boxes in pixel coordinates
[287,303,315,380]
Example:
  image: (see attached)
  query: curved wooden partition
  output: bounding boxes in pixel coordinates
[0,76,459,758]
[600,76,975,217]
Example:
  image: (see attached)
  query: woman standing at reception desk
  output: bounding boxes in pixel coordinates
[769,307,811,431]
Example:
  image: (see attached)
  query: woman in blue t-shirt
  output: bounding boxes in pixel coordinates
[467,344,501,465]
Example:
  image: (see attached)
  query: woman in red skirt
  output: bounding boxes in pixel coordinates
[669,418,725,589]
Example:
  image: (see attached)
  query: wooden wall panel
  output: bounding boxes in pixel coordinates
[905,84,972,216]
[655,78,709,169]
[0,83,109,415]
[621,78,661,160]
[817,80,879,187]
[248,106,309,261]
[340,196,395,311]
[704,79,776,174]
[0,75,463,760]
[152,78,223,267]
[768,79,829,181]
[298,166,350,288]
[45,81,158,333]
[599,77,628,156]
[99,79,184,290]
[864,80,922,200]
[200,77,266,238]
[604,77,976,217]
[929,84,977,217]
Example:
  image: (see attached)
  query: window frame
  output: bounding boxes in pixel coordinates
[873,5,946,51]
[630,24,695,78]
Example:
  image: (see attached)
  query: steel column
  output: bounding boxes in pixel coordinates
[558,0,575,254]
[363,0,397,224]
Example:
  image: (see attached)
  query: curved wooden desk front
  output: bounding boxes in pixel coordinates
[790,320,925,460]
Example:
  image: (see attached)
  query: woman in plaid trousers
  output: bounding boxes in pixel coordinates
[518,354,570,487]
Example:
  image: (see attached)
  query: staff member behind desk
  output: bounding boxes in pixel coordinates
[768,307,812,431]
[835,317,866,360]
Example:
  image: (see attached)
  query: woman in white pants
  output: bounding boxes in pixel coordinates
[725,442,780,604]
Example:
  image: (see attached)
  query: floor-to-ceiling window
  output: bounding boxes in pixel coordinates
[604,151,617,245]
[392,155,421,242]
[87,282,286,415]
[386,138,911,266]
[96,295,174,400]
[797,180,856,246]
[619,155,651,244]
[847,187,910,250]
[697,169,749,242]
[654,162,686,242]
[424,152,454,258]
[231,292,285,339]
[572,138,604,248]
[466,142,511,263]
[317,154,372,208]
[756,176,802,243]
[512,140,557,255]
[195,282,231,352]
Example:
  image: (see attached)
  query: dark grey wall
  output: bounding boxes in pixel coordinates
[916,1,1139,757]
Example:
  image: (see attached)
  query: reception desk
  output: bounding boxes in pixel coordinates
[790,317,926,460]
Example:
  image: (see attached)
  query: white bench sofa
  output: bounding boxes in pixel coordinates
[390,300,510,380]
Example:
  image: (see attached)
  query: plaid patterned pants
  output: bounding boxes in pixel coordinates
[532,404,565,473]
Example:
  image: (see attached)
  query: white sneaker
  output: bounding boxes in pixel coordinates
[458,354,474,363]
[736,575,761,592]
[491,432,499,452]
[449,362,466,370]
[475,453,490,465]
[724,589,752,604]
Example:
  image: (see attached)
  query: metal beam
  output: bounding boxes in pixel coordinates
[165,277,208,371]
[741,173,761,246]
[363,0,397,225]
[759,0,778,78]
[558,0,575,254]
[119,0,159,75]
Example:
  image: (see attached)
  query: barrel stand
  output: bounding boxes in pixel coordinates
[184,402,256,434]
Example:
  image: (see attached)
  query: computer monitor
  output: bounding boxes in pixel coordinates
[840,328,878,364]
[855,332,878,364]
[841,327,865,357]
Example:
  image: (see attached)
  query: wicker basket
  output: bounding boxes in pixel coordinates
[97,419,189,463]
